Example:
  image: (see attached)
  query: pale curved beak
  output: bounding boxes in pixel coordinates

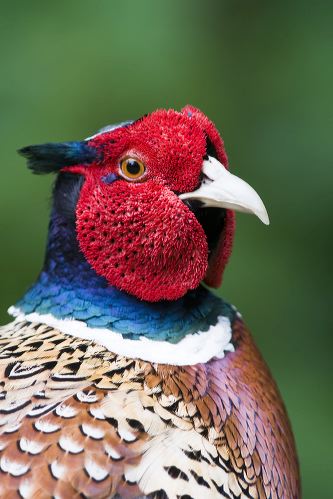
[179,156,270,225]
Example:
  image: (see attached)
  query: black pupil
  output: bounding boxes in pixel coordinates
[126,160,141,175]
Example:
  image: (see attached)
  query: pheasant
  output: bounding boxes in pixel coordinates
[0,106,299,498]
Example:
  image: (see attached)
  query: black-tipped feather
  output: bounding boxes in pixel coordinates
[18,141,98,174]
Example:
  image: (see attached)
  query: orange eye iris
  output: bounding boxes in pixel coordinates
[119,157,146,180]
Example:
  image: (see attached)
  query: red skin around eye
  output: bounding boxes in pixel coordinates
[89,108,207,193]
[76,177,208,302]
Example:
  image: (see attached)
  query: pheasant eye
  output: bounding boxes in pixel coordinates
[119,157,146,180]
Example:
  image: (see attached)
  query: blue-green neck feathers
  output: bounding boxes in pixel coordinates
[16,173,236,343]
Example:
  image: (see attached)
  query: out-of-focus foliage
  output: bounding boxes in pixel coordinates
[0,1,331,497]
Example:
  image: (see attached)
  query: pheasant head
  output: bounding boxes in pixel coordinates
[19,106,268,303]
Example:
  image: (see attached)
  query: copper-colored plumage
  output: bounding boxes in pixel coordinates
[0,318,299,498]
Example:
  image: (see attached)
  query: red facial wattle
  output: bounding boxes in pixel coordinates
[76,177,208,301]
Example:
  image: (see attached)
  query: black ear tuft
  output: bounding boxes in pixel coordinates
[18,141,98,174]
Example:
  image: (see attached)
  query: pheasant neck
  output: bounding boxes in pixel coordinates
[11,208,236,344]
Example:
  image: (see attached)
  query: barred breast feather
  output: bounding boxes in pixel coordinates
[0,319,299,498]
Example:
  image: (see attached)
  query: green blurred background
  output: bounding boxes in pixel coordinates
[0,1,331,496]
